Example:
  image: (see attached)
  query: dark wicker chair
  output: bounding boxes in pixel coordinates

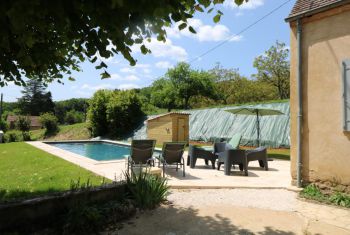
[187,143,226,169]
[246,147,268,170]
[127,139,156,173]
[158,142,187,177]
[218,147,268,176]
[217,134,242,170]
[218,149,248,176]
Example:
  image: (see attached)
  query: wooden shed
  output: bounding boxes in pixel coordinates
[147,112,190,145]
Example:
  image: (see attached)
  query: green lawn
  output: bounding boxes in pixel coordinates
[0,142,108,202]
[30,122,91,141]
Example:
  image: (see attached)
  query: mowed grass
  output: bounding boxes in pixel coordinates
[30,122,91,141]
[0,142,108,202]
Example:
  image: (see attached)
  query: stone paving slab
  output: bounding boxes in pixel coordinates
[28,141,296,190]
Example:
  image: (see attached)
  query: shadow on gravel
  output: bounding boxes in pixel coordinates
[113,204,297,235]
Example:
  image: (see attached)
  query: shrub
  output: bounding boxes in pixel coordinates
[300,184,326,201]
[16,116,31,132]
[125,171,169,209]
[40,112,59,134]
[106,90,145,137]
[0,118,8,131]
[3,130,23,143]
[65,110,84,124]
[22,131,31,141]
[329,192,350,208]
[87,90,112,137]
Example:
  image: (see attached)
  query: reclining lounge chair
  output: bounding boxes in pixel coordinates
[158,142,187,177]
[127,139,156,174]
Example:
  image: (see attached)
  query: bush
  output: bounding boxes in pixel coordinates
[16,116,31,132]
[65,110,84,124]
[125,171,169,209]
[87,90,112,137]
[3,130,23,143]
[0,118,8,131]
[40,112,59,134]
[106,90,145,137]
[22,131,31,141]
[88,89,145,137]
[329,192,350,208]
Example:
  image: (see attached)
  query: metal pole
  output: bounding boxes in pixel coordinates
[296,19,303,188]
[256,110,260,147]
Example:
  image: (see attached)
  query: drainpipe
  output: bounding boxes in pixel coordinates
[296,19,303,188]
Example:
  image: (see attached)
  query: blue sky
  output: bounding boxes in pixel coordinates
[0,0,294,102]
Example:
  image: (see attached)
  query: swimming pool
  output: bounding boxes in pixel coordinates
[48,142,132,161]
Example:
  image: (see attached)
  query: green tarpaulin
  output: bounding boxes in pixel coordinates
[131,101,290,148]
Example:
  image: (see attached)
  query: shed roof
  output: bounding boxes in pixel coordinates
[285,0,349,22]
[7,115,42,127]
[147,112,190,122]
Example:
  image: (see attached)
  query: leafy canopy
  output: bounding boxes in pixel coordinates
[0,0,246,86]
[253,41,290,99]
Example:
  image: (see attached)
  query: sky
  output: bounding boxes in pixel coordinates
[0,0,295,102]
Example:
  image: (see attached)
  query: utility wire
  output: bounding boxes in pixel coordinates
[189,0,293,64]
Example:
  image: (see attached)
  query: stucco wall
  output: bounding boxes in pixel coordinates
[290,6,350,185]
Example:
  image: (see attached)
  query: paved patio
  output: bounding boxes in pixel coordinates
[28,141,296,190]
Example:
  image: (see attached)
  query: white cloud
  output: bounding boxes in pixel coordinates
[224,0,264,10]
[120,67,136,73]
[124,75,140,81]
[134,63,150,68]
[81,83,114,91]
[118,83,140,90]
[166,19,243,42]
[110,74,122,80]
[155,61,173,69]
[143,68,151,74]
[109,73,140,81]
[134,38,187,61]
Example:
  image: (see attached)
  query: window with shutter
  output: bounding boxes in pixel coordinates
[342,59,350,131]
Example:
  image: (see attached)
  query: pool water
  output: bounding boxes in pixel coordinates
[49,142,131,161]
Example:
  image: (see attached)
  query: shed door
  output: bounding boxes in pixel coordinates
[342,59,350,131]
[178,118,185,141]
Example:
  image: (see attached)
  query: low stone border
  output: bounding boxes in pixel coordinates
[0,183,131,232]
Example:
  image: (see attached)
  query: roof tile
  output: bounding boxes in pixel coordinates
[287,0,346,20]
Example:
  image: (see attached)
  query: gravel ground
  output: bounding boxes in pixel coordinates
[167,189,299,212]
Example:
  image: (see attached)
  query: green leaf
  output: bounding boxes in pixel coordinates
[95,61,108,69]
[194,5,204,12]
[140,45,149,55]
[213,14,221,23]
[101,71,111,79]
[178,22,187,30]
[68,76,75,81]
[207,8,214,13]
[188,26,196,34]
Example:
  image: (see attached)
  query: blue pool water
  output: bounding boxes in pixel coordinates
[49,142,131,161]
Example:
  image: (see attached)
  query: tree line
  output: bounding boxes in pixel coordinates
[0,42,290,138]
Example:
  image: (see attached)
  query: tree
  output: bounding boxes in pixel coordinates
[0,0,246,86]
[87,90,112,136]
[17,79,55,115]
[253,41,290,99]
[165,62,216,109]
[150,78,177,112]
[209,63,243,104]
[106,90,145,137]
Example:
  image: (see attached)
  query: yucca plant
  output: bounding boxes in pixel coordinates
[124,170,169,209]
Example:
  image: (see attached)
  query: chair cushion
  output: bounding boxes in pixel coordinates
[228,134,242,149]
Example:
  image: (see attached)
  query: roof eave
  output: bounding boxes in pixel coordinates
[285,0,350,22]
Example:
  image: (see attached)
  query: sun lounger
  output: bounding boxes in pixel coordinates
[127,139,156,173]
[158,142,186,177]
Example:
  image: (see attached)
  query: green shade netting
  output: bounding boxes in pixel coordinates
[131,101,290,148]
